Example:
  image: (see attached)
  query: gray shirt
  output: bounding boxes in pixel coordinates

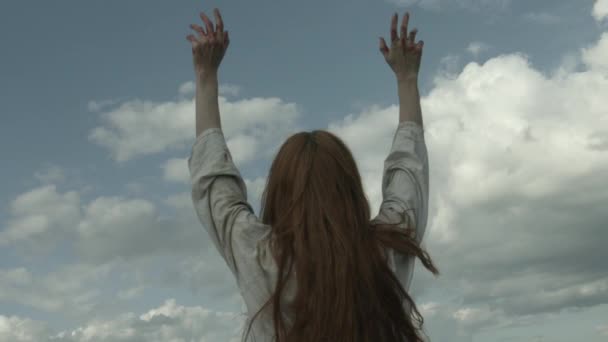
[188,120,429,342]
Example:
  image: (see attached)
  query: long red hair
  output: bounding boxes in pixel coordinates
[245,129,439,341]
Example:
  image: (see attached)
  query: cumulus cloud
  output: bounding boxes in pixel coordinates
[2,175,269,269]
[597,323,608,336]
[323,9,608,337]
[272,40,608,333]
[0,299,245,342]
[177,81,195,97]
[0,263,112,314]
[403,29,607,332]
[117,286,145,300]
[87,97,130,112]
[581,32,608,73]
[159,254,243,303]
[466,41,490,57]
[219,84,242,98]
[522,11,561,25]
[593,0,608,22]
[244,176,267,210]
[76,195,206,263]
[161,157,189,184]
[178,81,241,98]
[33,164,66,184]
[0,184,210,265]
[438,53,463,77]
[415,302,476,342]
[88,82,304,163]
[0,315,54,342]
[386,0,510,11]
[386,0,441,11]
[4,2,608,341]
[0,185,80,253]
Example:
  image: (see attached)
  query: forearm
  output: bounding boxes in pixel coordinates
[195,70,222,137]
[397,78,423,127]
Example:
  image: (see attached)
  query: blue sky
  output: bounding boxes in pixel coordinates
[1,0,608,340]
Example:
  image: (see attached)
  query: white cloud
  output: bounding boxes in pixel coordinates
[4,3,608,340]
[76,195,204,263]
[466,41,490,57]
[0,185,80,248]
[452,306,501,329]
[225,133,260,164]
[0,315,54,342]
[415,302,475,342]
[88,84,303,163]
[0,263,112,314]
[0,299,245,342]
[386,0,510,11]
[177,81,195,97]
[87,97,129,112]
[386,0,441,10]
[178,81,240,98]
[244,176,267,207]
[161,157,189,183]
[522,11,561,25]
[593,0,608,22]
[117,286,144,300]
[163,175,265,215]
[160,254,243,302]
[164,191,193,212]
[0,184,210,263]
[438,53,462,77]
[419,301,440,317]
[396,31,608,327]
[59,299,244,342]
[597,323,608,336]
[219,84,241,97]
[125,181,145,195]
[327,12,608,335]
[581,32,608,73]
[33,164,66,184]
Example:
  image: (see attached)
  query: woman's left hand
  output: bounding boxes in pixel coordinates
[187,8,230,74]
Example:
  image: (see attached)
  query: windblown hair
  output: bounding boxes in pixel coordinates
[244,129,439,342]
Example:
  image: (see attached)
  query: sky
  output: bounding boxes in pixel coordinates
[1,0,608,340]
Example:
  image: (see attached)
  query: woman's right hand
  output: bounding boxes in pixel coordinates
[379,11,424,81]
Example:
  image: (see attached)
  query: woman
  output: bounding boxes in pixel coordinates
[186,8,439,342]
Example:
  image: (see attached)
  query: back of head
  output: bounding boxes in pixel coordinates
[244,129,438,342]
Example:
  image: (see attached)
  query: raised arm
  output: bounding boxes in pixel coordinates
[187,8,230,137]
[376,11,428,244]
[379,11,424,127]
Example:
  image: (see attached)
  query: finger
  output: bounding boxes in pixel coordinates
[379,37,389,57]
[401,12,409,40]
[190,24,206,39]
[214,8,224,33]
[224,30,230,48]
[186,34,198,44]
[390,13,398,43]
[187,34,198,54]
[200,12,215,36]
[409,28,417,45]
[416,41,424,55]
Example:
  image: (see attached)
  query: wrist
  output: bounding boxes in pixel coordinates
[396,74,418,84]
[196,69,218,83]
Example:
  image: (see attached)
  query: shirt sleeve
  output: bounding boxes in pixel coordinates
[188,128,269,284]
[374,120,430,291]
